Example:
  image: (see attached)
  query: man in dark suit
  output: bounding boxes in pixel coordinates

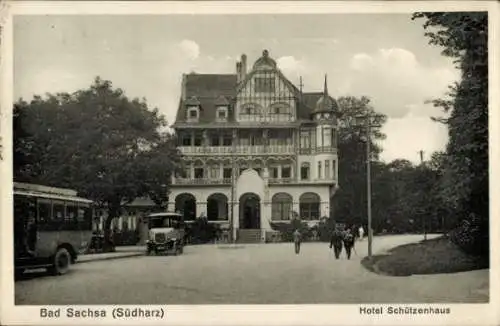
[329,227,344,259]
[343,228,356,260]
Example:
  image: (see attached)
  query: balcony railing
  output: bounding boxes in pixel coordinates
[178,145,295,156]
[174,177,336,186]
[174,178,232,185]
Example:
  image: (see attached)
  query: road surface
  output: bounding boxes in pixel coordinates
[15,235,488,304]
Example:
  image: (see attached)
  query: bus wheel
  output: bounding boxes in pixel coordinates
[49,248,71,275]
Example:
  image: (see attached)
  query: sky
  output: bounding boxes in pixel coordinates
[13,14,460,164]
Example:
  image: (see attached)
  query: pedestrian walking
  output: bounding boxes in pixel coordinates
[343,228,355,260]
[329,227,344,259]
[293,229,302,254]
[358,225,365,241]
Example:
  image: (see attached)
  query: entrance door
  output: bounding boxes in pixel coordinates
[239,193,261,229]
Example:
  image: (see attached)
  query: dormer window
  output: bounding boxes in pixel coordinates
[216,106,228,121]
[187,106,199,121]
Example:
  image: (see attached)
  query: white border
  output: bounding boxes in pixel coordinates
[1,1,499,326]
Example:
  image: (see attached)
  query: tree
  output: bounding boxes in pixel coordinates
[412,13,488,255]
[14,77,182,249]
[333,96,387,227]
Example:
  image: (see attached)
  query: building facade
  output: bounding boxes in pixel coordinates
[169,50,339,242]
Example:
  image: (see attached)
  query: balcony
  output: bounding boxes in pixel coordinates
[178,145,295,156]
[174,178,232,185]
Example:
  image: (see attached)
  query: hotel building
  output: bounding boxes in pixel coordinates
[169,50,339,242]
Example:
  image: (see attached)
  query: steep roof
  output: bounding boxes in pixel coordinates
[173,69,337,126]
[175,74,238,124]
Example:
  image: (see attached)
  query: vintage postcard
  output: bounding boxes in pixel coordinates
[1,1,499,326]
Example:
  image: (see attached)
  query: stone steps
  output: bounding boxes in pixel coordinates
[237,229,262,243]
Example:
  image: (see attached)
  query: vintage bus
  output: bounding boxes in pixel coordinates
[14,182,94,276]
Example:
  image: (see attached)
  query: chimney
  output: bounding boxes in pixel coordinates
[236,61,242,83]
[241,54,247,79]
[181,73,187,101]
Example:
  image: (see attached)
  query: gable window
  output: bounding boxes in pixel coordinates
[240,104,262,121]
[255,77,275,93]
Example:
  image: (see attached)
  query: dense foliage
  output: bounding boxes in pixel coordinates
[13,77,182,248]
[412,12,489,256]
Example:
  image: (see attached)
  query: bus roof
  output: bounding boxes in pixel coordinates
[14,189,93,204]
[14,182,78,197]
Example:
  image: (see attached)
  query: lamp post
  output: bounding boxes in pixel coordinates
[355,111,380,259]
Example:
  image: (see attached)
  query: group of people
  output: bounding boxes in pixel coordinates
[292,225,365,260]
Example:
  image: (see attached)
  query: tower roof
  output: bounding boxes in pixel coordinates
[313,75,337,114]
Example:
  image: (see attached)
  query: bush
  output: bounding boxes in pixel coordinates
[269,218,313,242]
[449,213,489,258]
[185,217,218,244]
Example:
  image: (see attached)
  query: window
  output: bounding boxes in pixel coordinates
[270,167,279,179]
[194,134,203,146]
[194,168,204,179]
[217,107,228,120]
[210,136,220,146]
[271,193,293,221]
[318,162,322,179]
[183,167,191,179]
[299,193,320,220]
[281,166,291,179]
[325,160,330,178]
[182,135,192,146]
[187,108,199,120]
[223,168,232,179]
[332,160,336,179]
[332,130,337,147]
[323,127,332,147]
[223,135,232,146]
[210,165,219,179]
[66,202,78,222]
[300,130,311,149]
[255,77,275,93]
[52,200,65,221]
[301,164,310,180]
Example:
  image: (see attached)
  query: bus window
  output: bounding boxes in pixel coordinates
[52,200,65,221]
[66,202,78,222]
[38,198,52,224]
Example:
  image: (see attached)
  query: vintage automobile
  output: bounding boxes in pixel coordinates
[145,212,185,255]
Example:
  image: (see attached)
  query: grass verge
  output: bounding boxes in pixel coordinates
[361,236,488,277]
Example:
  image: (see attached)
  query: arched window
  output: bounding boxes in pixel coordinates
[299,192,320,220]
[271,193,293,220]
